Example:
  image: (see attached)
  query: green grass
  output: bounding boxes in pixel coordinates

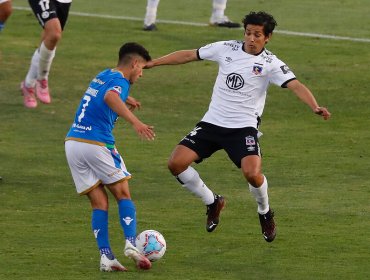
[1,1,370,279]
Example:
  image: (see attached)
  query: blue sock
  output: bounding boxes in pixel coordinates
[92,209,114,259]
[0,22,4,32]
[118,199,137,246]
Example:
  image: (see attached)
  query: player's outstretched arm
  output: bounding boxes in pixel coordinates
[145,49,199,68]
[104,91,155,140]
[287,79,331,120]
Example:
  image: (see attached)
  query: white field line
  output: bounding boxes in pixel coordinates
[13,6,370,43]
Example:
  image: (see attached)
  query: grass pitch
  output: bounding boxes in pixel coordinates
[0,0,369,279]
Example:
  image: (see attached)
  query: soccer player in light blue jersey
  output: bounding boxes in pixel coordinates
[65,42,155,272]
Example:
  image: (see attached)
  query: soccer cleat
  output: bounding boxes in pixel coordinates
[36,79,51,104]
[124,240,152,270]
[99,254,127,272]
[210,16,241,28]
[143,24,157,31]
[258,209,276,242]
[206,194,225,232]
[20,81,37,108]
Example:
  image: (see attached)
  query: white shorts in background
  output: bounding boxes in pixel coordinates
[65,140,131,194]
[0,0,10,4]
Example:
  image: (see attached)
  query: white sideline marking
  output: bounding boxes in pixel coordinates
[13,6,370,43]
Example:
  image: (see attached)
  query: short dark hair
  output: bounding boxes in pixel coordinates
[118,42,151,64]
[242,11,277,36]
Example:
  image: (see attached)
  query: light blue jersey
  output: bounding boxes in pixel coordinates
[66,69,130,146]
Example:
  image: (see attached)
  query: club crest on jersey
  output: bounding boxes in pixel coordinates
[113,86,122,94]
[252,65,263,75]
[226,73,244,90]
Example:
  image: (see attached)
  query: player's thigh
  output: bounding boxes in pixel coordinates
[222,127,261,168]
[86,145,132,186]
[65,141,101,194]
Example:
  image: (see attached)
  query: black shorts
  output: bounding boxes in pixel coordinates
[179,121,261,168]
[28,0,71,29]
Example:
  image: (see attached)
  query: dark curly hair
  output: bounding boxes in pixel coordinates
[242,11,277,36]
[118,42,151,64]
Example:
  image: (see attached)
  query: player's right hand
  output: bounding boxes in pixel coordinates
[135,123,155,141]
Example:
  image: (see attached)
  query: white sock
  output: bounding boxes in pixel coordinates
[176,166,215,205]
[38,41,56,80]
[144,0,160,26]
[25,48,40,88]
[249,176,269,215]
[210,0,227,23]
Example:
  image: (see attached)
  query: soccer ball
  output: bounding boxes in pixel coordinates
[136,230,166,262]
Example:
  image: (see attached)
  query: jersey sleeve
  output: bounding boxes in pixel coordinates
[198,41,225,62]
[106,79,130,102]
[268,57,296,88]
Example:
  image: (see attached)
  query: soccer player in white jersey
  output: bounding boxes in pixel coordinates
[143,0,240,31]
[146,11,331,242]
[0,0,12,32]
[20,0,72,108]
[65,43,155,271]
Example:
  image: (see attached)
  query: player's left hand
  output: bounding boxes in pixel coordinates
[314,106,331,120]
[126,96,141,111]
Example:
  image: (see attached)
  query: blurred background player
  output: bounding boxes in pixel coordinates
[65,42,155,271]
[143,0,241,31]
[20,0,72,108]
[145,11,331,242]
[0,0,12,32]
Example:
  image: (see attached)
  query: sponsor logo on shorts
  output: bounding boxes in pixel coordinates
[41,11,49,19]
[108,170,122,177]
[189,126,202,136]
[245,136,256,152]
[183,137,195,144]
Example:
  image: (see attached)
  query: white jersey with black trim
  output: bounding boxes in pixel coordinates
[198,40,296,129]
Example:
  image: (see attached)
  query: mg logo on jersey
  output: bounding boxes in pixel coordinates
[226,73,244,90]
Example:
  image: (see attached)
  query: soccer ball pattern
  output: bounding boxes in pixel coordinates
[136,230,166,262]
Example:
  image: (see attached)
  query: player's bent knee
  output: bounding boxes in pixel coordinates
[47,31,62,45]
[167,159,186,176]
[243,170,262,186]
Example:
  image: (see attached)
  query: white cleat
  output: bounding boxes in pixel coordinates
[124,240,152,270]
[99,254,127,272]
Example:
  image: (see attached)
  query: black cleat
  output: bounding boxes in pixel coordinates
[143,24,157,31]
[211,21,241,28]
[206,194,225,232]
[258,209,276,242]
